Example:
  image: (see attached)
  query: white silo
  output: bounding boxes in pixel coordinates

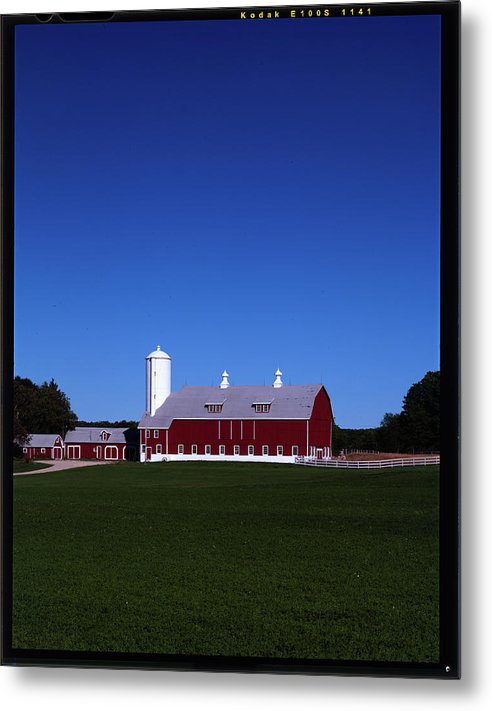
[146,345,171,415]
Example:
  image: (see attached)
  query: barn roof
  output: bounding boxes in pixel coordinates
[25,434,62,447]
[138,384,326,429]
[64,427,129,444]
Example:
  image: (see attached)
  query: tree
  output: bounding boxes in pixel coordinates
[399,371,440,452]
[377,412,403,452]
[14,376,77,438]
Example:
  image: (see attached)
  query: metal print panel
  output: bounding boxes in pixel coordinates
[1,3,460,677]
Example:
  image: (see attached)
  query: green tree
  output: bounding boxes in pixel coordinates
[377,412,403,452]
[399,371,440,452]
[14,376,77,437]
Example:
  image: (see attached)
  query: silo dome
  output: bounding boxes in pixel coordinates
[146,345,170,360]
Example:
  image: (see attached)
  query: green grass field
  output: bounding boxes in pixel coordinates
[13,459,54,473]
[12,462,439,662]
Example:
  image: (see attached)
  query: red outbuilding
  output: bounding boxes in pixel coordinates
[64,427,138,461]
[22,434,64,460]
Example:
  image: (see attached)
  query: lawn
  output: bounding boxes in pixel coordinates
[13,459,54,473]
[12,461,439,662]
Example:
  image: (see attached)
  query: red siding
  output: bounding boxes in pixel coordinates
[308,387,334,453]
[65,442,128,460]
[163,418,309,456]
[24,447,53,459]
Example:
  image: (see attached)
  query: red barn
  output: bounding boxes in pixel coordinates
[22,434,64,460]
[138,381,333,463]
[64,427,138,461]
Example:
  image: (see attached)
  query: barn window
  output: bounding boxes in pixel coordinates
[253,403,271,413]
[277,445,283,456]
[23,448,27,453]
[178,444,184,454]
[154,430,159,439]
[234,445,240,456]
[205,445,211,455]
[292,446,299,456]
[156,445,162,454]
[145,430,150,439]
[262,445,269,456]
[206,403,223,413]
[219,445,225,455]
[248,445,254,455]
[41,448,46,454]
[141,445,145,453]
[191,444,197,455]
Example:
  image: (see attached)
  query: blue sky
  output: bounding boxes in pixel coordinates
[14,14,441,427]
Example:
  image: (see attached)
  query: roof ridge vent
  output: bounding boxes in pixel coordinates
[219,370,230,389]
[273,368,283,388]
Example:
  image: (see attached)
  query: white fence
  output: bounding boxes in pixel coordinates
[295,456,440,469]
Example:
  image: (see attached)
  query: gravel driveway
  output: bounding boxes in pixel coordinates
[14,459,115,476]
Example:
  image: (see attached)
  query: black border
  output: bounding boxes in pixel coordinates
[1,2,460,678]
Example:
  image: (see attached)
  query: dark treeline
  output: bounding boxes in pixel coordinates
[332,371,440,455]
[76,420,138,429]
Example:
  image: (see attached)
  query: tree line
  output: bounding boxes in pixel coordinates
[332,371,440,455]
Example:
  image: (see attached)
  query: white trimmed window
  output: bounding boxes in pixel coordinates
[205,445,211,455]
[156,444,162,454]
[41,448,46,454]
[178,444,184,454]
[154,430,159,439]
[219,445,225,455]
[145,430,150,439]
[254,403,271,414]
[277,445,283,456]
[234,445,240,455]
[191,444,197,455]
[262,445,269,456]
[206,403,223,413]
[292,446,299,456]
[23,448,27,453]
[248,445,254,455]
[141,444,146,453]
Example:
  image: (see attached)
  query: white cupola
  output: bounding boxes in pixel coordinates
[146,345,171,416]
[219,370,230,389]
[273,368,283,388]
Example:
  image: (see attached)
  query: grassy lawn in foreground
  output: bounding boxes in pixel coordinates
[13,459,54,473]
[12,461,439,662]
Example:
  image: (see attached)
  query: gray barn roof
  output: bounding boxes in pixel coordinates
[138,385,325,429]
[64,427,129,444]
[25,434,62,448]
